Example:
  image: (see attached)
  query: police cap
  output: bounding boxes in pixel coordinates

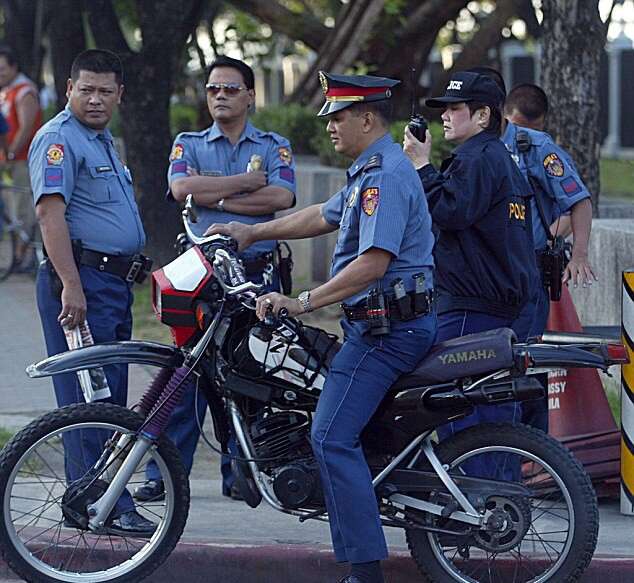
[317,71,400,117]
[426,71,505,109]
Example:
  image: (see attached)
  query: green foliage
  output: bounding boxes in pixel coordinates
[250,104,323,155]
[600,158,634,199]
[170,103,199,136]
[0,428,13,449]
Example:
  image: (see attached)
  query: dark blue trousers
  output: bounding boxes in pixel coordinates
[36,262,135,516]
[311,315,437,564]
[512,276,550,432]
[436,310,521,480]
[146,270,277,490]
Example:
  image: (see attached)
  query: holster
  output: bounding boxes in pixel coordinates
[538,236,571,301]
[276,241,294,295]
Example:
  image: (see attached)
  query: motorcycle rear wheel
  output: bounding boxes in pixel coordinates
[406,423,598,583]
[0,402,190,583]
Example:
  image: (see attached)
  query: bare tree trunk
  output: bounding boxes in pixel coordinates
[541,0,605,213]
[290,0,386,106]
[2,0,44,82]
[48,0,86,112]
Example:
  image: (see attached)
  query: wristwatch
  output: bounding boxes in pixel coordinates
[216,198,225,212]
[297,290,313,313]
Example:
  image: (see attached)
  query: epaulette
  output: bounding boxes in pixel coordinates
[362,153,382,172]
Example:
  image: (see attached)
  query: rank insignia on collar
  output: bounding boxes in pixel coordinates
[46,143,64,166]
[347,186,359,208]
[319,71,329,94]
[170,143,184,161]
[361,187,379,216]
[278,146,292,165]
[543,153,564,177]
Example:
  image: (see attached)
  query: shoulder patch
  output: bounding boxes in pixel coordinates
[278,146,292,165]
[362,153,382,172]
[543,153,564,177]
[169,143,184,162]
[361,187,379,216]
[561,176,582,196]
[46,144,64,166]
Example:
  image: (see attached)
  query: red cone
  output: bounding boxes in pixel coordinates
[546,286,620,496]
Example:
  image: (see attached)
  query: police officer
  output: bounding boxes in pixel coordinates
[29,49,154,535]
[207,72,437,583]
[403,71,536,442]
[502,82,595,431]
[134,56,296,502]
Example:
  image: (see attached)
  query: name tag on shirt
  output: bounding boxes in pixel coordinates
[96,165,113,173]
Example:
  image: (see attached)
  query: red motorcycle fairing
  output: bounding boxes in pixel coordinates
[152,246,214,346]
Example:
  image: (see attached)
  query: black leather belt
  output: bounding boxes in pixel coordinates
[243,252,274,274]
[79,249,153,283]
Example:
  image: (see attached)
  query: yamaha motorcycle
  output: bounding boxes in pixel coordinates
[0,200,627,583]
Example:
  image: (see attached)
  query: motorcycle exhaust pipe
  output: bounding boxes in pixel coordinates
[424,376,545,410]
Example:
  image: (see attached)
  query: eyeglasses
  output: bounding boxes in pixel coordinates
[205,83,247,96]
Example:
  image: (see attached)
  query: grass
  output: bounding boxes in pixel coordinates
[0,428,13,449]
[132,282,172,344]
[600,158,634,200]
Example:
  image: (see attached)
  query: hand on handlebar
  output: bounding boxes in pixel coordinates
[204,221,254,252]
[255,292,302,321]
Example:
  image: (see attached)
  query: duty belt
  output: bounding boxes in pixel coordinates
[79,249,153,284]
[343,290,433,322]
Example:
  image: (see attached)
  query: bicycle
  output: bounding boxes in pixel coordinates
[0,182,43,281]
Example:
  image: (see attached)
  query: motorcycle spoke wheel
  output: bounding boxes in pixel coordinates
[406,424,597,583]
[0,403,189,583]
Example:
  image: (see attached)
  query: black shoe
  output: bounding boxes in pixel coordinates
[106,510,157,538]
[133,479,165,502]
[222,484,244,501]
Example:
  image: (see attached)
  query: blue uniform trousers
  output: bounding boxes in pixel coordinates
[36,262,135,516]
[512,276,550,432]
[311,315,437,564]
[146,269,278,490]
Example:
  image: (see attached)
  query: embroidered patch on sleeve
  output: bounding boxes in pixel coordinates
[169,143,184,161]
[361,187,379,216]
[44,167,63,187]
[279,167,295,183]
[561,176,582,196]
[171,160,187,175]
[46,144,64,166]
[543,153,564,177]
[278,146,292,165]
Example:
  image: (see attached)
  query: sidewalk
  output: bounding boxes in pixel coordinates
[1,275,634,582]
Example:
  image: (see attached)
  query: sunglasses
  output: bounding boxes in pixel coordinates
[205,83,247,96]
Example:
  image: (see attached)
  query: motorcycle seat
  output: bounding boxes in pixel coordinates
[392,327,517,389]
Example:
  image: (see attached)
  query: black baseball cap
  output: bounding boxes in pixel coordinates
[426,71,505,109]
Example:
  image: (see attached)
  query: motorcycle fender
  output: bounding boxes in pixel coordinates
[26,341,185,379]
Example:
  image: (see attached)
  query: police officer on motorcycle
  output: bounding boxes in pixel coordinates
[207,71,438,583]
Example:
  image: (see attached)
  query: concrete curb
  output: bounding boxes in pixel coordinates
[2,540,633,582]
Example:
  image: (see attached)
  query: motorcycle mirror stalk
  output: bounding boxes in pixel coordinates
[407,67,427,143]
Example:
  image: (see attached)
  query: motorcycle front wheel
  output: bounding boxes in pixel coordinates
[0,402,190,583]
[406,423,598,583]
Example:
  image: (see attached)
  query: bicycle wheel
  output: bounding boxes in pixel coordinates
[0,214,16,281]
[406,423,598,583]
[0,403,190,583]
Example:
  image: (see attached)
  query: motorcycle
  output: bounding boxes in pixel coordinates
[0,200,628,583]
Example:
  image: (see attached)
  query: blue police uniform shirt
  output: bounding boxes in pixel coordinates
[28,107,146,255]
[321,133,434,306]
[167,121,296,258]
[502,122,590,250]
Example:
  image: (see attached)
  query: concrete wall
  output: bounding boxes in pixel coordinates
[290,162,634,325]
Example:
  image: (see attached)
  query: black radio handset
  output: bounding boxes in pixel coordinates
[407,67,427,143]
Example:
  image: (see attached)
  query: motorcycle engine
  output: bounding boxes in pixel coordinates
[250,411,324,509]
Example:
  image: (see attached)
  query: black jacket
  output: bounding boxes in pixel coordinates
[419,131,537,320]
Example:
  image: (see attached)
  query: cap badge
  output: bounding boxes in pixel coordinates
[447,80,463,91]
[319,71,329,94]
